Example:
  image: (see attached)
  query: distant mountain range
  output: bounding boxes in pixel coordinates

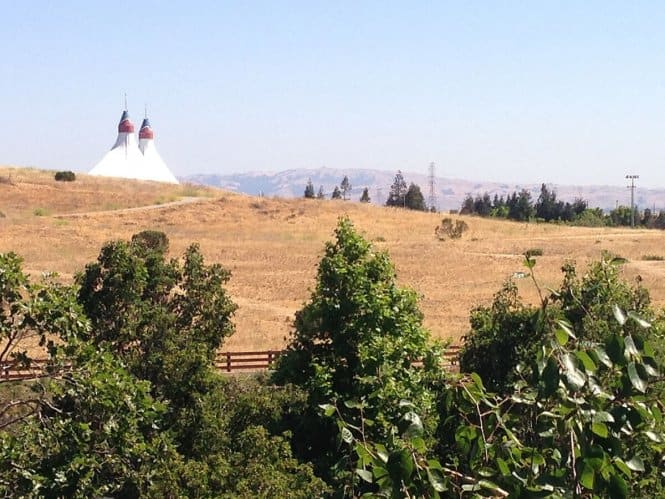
[183,168,665,212]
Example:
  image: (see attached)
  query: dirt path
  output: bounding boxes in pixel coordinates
[52,196,208,218]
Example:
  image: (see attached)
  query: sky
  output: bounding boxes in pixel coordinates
[2,1,665,187]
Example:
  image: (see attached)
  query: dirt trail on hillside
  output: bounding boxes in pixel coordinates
[52,196,207,218]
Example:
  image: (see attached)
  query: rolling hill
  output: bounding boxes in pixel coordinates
[3,165,665,354]
[185,167,665,212]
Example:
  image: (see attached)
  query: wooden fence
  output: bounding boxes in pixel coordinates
[2,345,462,381]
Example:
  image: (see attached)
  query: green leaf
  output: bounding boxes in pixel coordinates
[613,458,632,478]
[555,328,569,346]
[556,320,577,340]
[592,411,615,423]
[627,311,651,328]
[575,351,597,372]
[427,468,447,492]
[593,346,613,368]
[625,456,645,472]
[612,304,626,326]
[344,400,362,409]
[606,334,625,364]
[341,426,354,444]
[563,353,586,390]
[591,422,608,438]
[319,404,336,417]
[400,411,424,439]
[470,372,485,391]
[645,431,662,443]
[542,356,560,397]
[580,462,595,489]
[388,449,414,482]
[496,457,511,477]
[375,444,389,463]
[609,473,628,498]
[623,335,639,359]
[356,468,373,483]
[478,479,505,494]
[627,362,647,393]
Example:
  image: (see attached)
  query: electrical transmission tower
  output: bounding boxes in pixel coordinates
[626,174,639,227]
[427,162,437,212]
[375,187,383,206]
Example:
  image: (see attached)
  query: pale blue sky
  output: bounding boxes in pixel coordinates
[2,1,664,186]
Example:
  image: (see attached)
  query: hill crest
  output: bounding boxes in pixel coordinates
[184,167,665,212]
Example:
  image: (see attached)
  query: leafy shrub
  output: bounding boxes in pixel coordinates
[461,255,657,393]
[643,254,665,261]
[273,217,444,485]
[525,247,543,257]
[131,229,169,253]
[33,207,49,216]
[435,217,469,240]
[54,170,76,181]
[331,260,665,498]
[0,349,185,497]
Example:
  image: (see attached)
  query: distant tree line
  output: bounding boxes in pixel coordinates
[461,183,665,228]
[304,175,371,203]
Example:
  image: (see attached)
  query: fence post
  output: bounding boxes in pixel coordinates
[226,352,232,373]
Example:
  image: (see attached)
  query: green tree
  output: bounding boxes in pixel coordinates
[359,187,370,203]
[340,175,351,200]
[0,348,185,497]
[461,254,659,393]
[508,189,535,221]
[386,170,408,207]
[76,235,238,458]
[272,217,443,484]
[316,185,325,199]
[331,186,342,199]
[405,183,427,211]
[304,179,315,198]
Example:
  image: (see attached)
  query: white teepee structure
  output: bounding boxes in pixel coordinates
[89,109,178,184]
[138,117,179,184]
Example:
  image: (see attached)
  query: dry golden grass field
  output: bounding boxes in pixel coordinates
[3,166,665,353]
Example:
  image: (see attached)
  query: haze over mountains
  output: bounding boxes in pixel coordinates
[184,168,665,212]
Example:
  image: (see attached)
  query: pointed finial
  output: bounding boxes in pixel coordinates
[144,103,147,119]
[124,93,128,111]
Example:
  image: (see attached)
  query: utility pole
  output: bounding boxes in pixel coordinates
[626,174,639,227]
[427,162,437,212]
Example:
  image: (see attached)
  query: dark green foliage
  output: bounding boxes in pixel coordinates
[76,237,238,458]
[331,186,342,199]
[131,229,169,253]
[54,170,76,181]
[304,179,315,198]
[386,170,407,207]
[359,187,370,203]
[317,185,325,199]
[272,217,443,483]
[0,251,89,369]
[404,182,426,211]
[434,217,468,240]
[525,247,543,257]
[460,280,543,392]
[461,255,659,394]
[340,175,351,200]
[331,259,665,498]
[0,349,185,497]
[1,241,326,497]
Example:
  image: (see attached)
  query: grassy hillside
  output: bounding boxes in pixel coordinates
[2,166,665,352]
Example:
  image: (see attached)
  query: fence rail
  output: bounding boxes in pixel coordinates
[2,345,462,381]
